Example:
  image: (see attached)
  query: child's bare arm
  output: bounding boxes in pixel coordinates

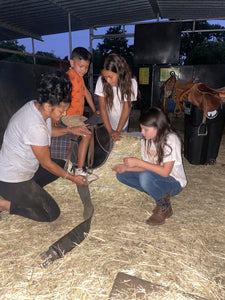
[116,101,131,133]
[112,163,142,173]
[98,96,113,133]
[85,86,99,113]
[124,157,175,177]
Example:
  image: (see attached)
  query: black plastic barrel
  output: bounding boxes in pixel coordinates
[184,101,225,165]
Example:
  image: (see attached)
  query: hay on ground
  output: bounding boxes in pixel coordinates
[1,117,225,300]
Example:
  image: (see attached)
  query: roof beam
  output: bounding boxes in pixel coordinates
[0,20,42,41]
[130,18,225,26]
[91,33,134,39]
[148,0,162,19]
[0,47,67,62]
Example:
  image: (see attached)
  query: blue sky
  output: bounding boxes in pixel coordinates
[18,26,135,59]
[18,20,225,59]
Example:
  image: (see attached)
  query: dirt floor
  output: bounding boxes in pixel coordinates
[1,113,225,300]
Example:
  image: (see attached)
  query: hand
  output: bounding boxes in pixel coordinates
[52,120,60,127]
[112,164,127,173]
[68,125,91,137]
[94,110,100,114]
[74,175,88,186]
[110,130,121,142]
[123,157,139,168]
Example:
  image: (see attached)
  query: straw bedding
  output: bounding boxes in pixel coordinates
[0,121,225,300]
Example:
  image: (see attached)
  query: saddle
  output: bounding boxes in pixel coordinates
[86,123,112,170]
[161,72,177,113]
[51,114,112,171]
[83,114,112,170]
[179,83,224,123]
[173,79,195,115]
[161,74,196,115]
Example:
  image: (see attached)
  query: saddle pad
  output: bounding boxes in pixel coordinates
[50,134,78,164]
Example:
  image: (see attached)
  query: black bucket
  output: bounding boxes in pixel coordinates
[184,102,225,165]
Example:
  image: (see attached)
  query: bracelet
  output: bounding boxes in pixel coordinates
[72,174,76,184]
[63,171,68,179]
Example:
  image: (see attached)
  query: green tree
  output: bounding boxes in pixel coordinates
[180,21,225,64]
[186,40,225,64]
[92,48,102,74]
[35,50,58,65]
[0,40,32,63]
[93,26,134,74]
[0,40,60,65]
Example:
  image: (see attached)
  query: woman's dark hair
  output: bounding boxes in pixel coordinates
[37,71,72,106]
[139,107,174,164]
[101,53,134,110]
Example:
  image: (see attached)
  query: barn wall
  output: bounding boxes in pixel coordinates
[0,61,57,144]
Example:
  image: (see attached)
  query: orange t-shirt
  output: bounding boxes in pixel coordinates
[66,68,85,116]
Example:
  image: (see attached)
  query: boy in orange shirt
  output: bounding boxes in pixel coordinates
[62,47,99,183]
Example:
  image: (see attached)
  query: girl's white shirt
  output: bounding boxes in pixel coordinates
[95,76,138,130]
[141,133,187,188]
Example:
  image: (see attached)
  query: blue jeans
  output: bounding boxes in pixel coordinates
[116,171,182,201]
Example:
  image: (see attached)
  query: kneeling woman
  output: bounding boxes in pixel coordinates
[112,107,187,225]
[0,72,90,222]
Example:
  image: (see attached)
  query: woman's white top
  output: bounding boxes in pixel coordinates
[0,100,51,182]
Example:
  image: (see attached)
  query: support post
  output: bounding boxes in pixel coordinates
[89,27,94,94]
[150,64,156,107]
[68,13,72,57]
[32,38,36,64]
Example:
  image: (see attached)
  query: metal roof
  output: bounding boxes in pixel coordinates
[0,0,225,42]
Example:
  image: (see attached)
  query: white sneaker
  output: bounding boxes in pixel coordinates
[75,168,87,177]
[86,173,99,183]
[75,168,99,183]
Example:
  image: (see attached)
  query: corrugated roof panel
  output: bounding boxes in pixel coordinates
[0,0,225,41]
[63,0,155,27]
[0,0,69,37]
[159,0,225,20]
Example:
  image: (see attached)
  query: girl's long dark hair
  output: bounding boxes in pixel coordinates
[139,107,174,164]
[101,53,134,110]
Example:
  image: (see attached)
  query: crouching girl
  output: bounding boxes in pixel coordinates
[112,107,187,225]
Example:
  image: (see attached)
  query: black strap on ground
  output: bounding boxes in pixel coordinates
[40,185,94,268]
[40,114,110,268]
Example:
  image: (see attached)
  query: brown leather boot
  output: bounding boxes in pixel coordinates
[146,193,173,225]
[152,205,158,213]
[146,205,173,225]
